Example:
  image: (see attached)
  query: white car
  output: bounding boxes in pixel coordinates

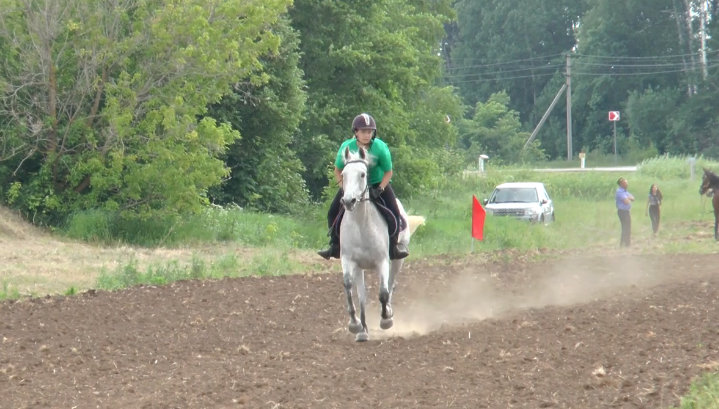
[482,182,555,224]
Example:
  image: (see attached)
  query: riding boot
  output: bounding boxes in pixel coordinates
[389,232,409,260]
[317,229,340,260]
[318,189,343,260]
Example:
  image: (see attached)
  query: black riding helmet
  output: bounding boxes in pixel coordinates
[352,113,377,142]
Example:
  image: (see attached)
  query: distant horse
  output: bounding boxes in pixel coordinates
[336,146,418,342]
[699,167,719,241]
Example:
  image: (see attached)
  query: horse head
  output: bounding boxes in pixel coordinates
[341,146,370,211]
[700,167,719,195]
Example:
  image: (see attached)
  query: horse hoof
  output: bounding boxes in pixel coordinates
[380,318,394,330]
[348,322,363,334]
[355,332,369,342]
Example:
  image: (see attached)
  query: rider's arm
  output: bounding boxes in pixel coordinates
[334,143,348,188]
[334,166,343,187]
[377,141,393,189]
[379,170,393,190]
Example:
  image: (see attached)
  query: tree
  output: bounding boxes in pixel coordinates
[0,0,291,221]
[450,0,585,122]
[569,0,685,155]
[459,91,546,164]
[288,0,463,197]
[206,16,310,214]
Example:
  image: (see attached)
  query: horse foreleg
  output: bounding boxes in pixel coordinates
[378,259,394,330]
[352,268,369,342]
[342,261,362,335]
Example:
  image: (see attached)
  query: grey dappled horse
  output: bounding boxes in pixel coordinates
[339,146,413,342]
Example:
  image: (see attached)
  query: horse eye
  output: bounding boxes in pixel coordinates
[361,173,365,178]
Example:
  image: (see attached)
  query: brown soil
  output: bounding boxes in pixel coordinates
[1,253,718,408]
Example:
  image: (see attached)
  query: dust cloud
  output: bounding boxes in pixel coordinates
[366,256,669,338]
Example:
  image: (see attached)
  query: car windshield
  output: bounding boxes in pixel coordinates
[490,187,538,203]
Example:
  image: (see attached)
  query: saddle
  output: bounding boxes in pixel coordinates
[332,197,407,238]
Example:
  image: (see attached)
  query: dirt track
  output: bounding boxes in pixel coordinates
[1,253,718,408]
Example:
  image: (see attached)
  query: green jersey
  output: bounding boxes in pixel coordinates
[335,138,392,185]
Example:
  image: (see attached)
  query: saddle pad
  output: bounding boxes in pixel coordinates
[333,201,406,238]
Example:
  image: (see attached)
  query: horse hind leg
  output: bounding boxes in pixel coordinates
[715,217,718,241]
[342,264,362,335]
[352,268,370,342]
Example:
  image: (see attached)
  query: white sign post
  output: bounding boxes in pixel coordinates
[478,154,489,173]
[688,156,697,181]
[609,111,620,164]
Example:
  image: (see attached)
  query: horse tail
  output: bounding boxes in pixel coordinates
[406,215,426,236]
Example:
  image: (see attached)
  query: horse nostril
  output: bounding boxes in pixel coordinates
[351,198,357,204]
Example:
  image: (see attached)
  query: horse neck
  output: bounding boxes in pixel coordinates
[345,196,381,230]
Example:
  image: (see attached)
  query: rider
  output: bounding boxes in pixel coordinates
[317,113,410,261]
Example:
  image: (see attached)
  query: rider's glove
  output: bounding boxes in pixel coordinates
[370,186,384,199]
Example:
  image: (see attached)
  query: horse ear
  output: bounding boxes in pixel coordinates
[344,146,350,161]
[359,146,366,160]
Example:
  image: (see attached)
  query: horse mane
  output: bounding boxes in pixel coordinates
[704,168,719,185]
[343,146,376,167]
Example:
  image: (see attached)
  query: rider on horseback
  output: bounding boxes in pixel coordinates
[317,113,410,261]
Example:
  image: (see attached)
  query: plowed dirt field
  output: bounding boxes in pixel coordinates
[1,253,718,408]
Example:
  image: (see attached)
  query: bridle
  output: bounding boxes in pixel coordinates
[343,159,370,203]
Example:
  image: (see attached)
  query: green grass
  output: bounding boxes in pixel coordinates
[55,154,719,291]
[87,165,719,291]
[0,281,21,300]
[95,249,322,291]
[670,372,719,409]
[62,154,719,259]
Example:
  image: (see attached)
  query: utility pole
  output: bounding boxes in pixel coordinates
[566,53,572,161]
[524,83,567,148]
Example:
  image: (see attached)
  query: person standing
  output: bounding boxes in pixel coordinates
[615,177,634,247]
[645,184,662,236]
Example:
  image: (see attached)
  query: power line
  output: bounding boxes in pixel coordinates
[447,72,560,85]
[573,60,719,68]
[443,63,564,80]
[444,51,709,73]
[573,52,703,60]
[444,62,718,85]
[445,53,565,70]
[443,60,719,80]
[573,63,719,76]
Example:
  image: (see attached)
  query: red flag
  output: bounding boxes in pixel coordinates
[471,195,486,241]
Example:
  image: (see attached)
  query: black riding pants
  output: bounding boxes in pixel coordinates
[327,188,344,229]
[326,184,401,236]
[375,184,401,234]
[648,204,660,234]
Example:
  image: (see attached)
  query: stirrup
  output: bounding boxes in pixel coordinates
[391,244,409,260]
[317,244,340,260]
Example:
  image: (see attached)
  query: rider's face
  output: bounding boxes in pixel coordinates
[355,129,373,145]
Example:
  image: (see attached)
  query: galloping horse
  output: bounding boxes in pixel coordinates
[336,146,416,342]
[699,167,719,241]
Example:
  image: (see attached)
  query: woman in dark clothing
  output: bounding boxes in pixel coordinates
[645,184,662,236]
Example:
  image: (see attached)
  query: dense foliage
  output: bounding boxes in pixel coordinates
[1,0,717,225]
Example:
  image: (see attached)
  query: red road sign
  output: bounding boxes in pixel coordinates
[608,111,620,121]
